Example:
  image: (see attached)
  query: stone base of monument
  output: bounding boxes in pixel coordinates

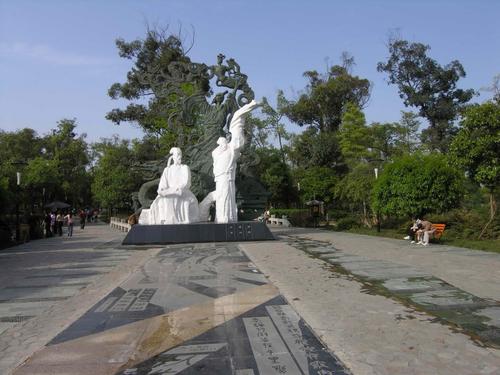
[122,221,275,245]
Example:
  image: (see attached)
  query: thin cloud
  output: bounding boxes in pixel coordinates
[0,42,113,66]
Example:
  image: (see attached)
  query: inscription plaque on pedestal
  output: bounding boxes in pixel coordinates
[122,221,274,245]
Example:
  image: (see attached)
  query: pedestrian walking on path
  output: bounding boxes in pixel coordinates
[56,212,64,236]
[79,209,86,229]
[64,212,74,237]
[50,212,56,234]
[44,212,52,237]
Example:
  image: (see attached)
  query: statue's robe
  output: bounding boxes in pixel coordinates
[148,164,199,224]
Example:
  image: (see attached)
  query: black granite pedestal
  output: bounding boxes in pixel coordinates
[122,221,275,245]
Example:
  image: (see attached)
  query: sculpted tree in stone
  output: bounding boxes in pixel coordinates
[107,30,268,216]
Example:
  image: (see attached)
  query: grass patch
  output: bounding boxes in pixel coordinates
[340,227,500,254]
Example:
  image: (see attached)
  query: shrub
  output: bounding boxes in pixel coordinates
[372,153,464,218]
[336,217,360,231]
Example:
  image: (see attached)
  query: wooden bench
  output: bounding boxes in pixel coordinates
[431,223,446,241]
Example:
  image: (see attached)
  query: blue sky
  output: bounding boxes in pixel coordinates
[0,0,499,142]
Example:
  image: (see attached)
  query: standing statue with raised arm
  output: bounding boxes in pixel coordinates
[209,100,260,223]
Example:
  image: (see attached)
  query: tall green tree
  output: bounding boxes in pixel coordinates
[372,154,464,218]
[91,138,140,212]
[369,121,406,161]
[259,92,291,163]
[397,111,421,153]
[0,128,44,213]
[338,104,412,165]
[0,128,43,190]
[338,103,371,163]
[335,163,376,225]
[449,101,500,238]
[377,38,475,152]
[0,122,92,216]
[43,119,90,206]
[251,148,297,208]
[288,128,345,171]
[284,55,371,132]
[294,166,339,205]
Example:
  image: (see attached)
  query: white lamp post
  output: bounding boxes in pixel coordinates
[15,171,21,242]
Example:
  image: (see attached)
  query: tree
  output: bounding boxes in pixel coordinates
[482,74,500,104]
[338,104,412,165]
[284,55,371,132]
[377,38,475,152]
[91,138,140,212]
[288,128,345,171]
[259,92,292,163]
[372,154,463,218]
[294,166,339,205]
[23,157,60,204]
[335,163,375,225]
[338,103,371,163]
[251,148,297,207]
[0,128,44,213]
[449,102,500,238]
[107,29,207,146]
[397,111,421,153]
[42,119,90,206]
[369,121,406,161]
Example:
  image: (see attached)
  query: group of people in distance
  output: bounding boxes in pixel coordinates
[43,208,97,238]
[404,219,434,246]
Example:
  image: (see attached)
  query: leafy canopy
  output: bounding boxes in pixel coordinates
[372,153,464,218]
[91,138,141,210]
[450,102,500,189]
[0,120,90,208]
[293,166,339,204]
[284,57,371,133]
[288,128,345,171]
[377,38,475,152]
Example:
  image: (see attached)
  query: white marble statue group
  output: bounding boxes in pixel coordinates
[139,100,259,225]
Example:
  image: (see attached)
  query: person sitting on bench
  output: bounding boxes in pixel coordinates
[404,219,422,243]
[417,219,434,246]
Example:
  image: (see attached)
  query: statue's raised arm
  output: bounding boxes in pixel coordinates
[228,100,260,151]
[208,99,260,223]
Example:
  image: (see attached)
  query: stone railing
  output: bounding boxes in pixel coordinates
[268,215,291,227]
[109,217,131,232]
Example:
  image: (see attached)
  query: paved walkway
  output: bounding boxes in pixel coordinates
[242,228,500,375]
[0,225,498,374]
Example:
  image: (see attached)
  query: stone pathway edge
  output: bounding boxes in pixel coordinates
[1,248,161,375]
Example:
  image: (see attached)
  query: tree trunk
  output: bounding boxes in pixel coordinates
[278,132,286,165]
[478,191,497,239]
[362,200,371,227]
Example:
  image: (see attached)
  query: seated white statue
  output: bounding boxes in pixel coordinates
[139,147,199,225]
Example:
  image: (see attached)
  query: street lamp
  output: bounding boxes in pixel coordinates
[374,167,380,233]
[15,171,21,242]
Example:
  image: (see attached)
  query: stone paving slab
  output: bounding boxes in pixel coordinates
[0,223,140,374]
[283,234,500,348]
[475,307,500,327]
[241,239,500,375]
[2,224,499,374]
[7,233,349,375]
[299,229,500,301]
[382,277,448,293]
